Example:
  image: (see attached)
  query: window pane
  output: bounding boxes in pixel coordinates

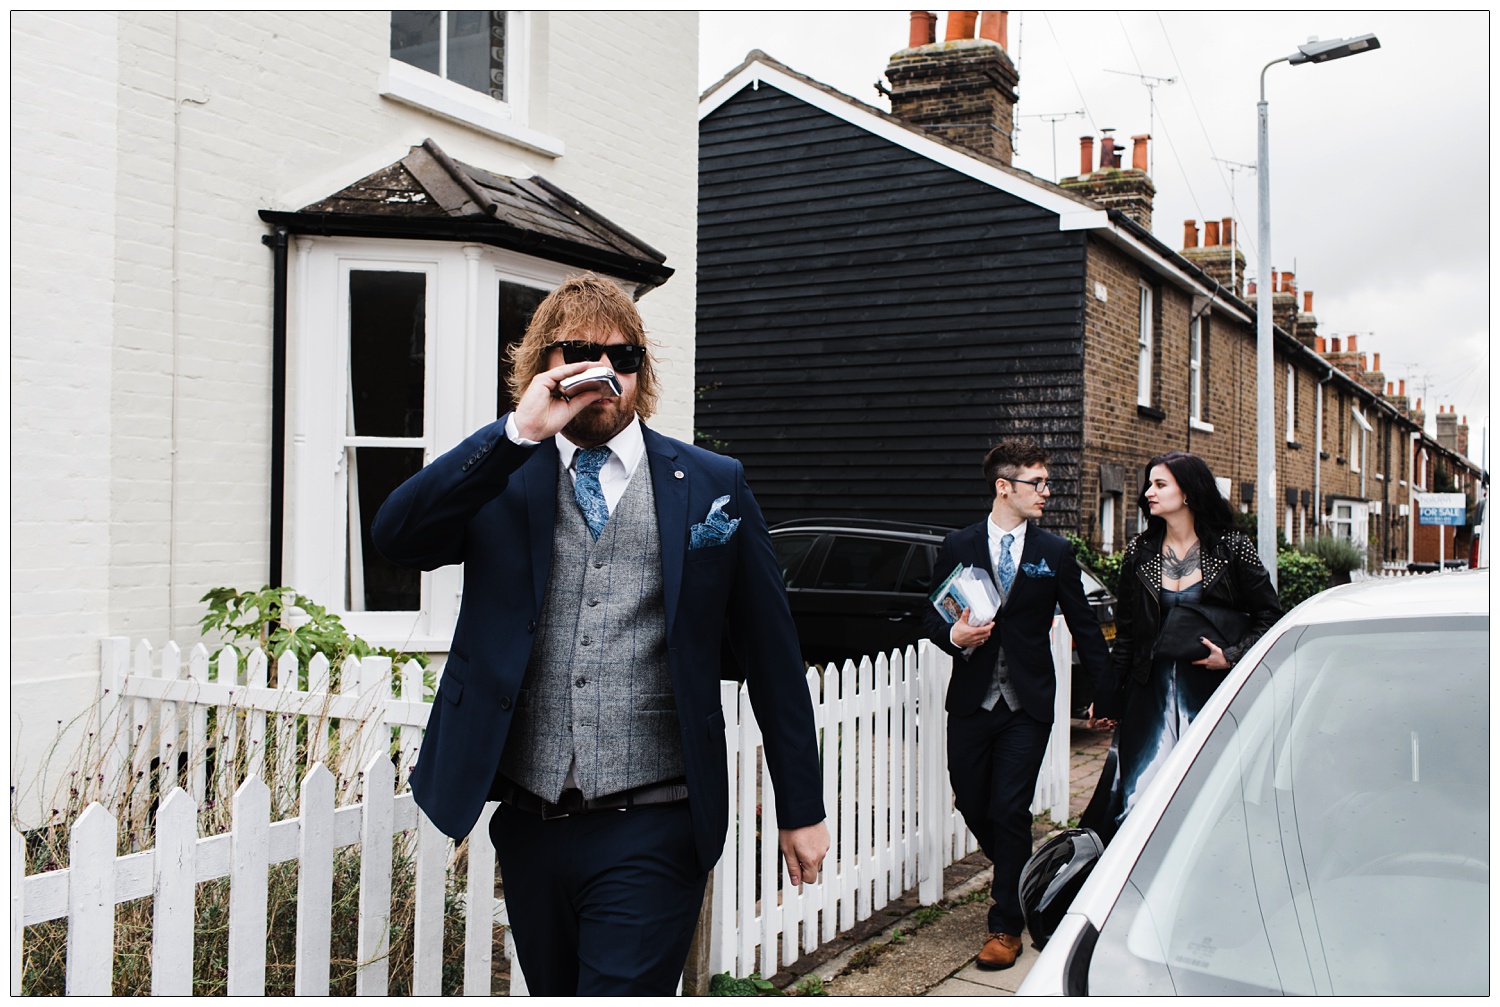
[391,11,441,76]
[497,279,548,415]
[813,537,912,592]
[350,270,425,438]
[447,10,505,100]
[898,544,933,594]
[772,533,819,585]
[349,447,424,611]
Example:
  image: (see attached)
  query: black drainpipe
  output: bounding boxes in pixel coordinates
[262,226,289,587]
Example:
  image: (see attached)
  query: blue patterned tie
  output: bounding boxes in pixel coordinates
[997,533,1016,593]
[574,446,611,539]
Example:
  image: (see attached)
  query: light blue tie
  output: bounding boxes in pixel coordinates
[997,533,1016,594]
[574,446,611,539]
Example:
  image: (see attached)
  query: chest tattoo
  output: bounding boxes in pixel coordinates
[1162,542,1202,581]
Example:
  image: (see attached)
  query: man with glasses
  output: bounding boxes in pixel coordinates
[922,438,1115,970]
[374,273,828,995]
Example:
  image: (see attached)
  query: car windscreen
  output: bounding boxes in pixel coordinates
[1088,615,1488,996]
[772,533,820,586]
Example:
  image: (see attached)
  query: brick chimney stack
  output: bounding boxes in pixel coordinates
[885,10,1021,165]
[1436,406,1458,451]
[1359,349,1385,397]
[1179,217,1246,297]
[1457,415,1470,458]
[1295,290,1319,349]
[1060,129,1157,229]
[1321,333,1367,381]
[1410,396,1426,433]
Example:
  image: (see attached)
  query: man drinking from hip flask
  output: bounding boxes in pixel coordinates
[373,273,829,995]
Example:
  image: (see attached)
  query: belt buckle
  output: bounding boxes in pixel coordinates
[541,788,585,820]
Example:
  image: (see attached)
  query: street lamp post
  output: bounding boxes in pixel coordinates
[1256,33,1380,586]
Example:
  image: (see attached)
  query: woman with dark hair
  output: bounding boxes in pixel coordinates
[1081,452,1282,842]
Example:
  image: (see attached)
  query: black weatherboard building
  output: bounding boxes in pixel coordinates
[697,47,1107,533]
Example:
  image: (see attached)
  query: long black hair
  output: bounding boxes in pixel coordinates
[1138,451,1238,538]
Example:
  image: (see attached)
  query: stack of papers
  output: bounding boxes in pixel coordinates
[929,563,1000,626]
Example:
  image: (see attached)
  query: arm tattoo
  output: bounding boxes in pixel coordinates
[1162,542,1201,580]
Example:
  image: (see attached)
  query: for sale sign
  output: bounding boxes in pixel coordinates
[1415,492,1467,526]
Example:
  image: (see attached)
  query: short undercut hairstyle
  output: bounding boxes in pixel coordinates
[504,272,660,419]
[983,438,1050,497]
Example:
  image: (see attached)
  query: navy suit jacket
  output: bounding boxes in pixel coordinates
[371,415,825,872]
[922,521,1116,722]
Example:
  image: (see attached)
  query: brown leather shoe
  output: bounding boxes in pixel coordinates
[976,932,1023,970]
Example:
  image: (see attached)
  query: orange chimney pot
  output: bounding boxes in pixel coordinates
[944,10,977,40]
[908,10,937,47]
[1204,220,1220,246]
[1331,336,1340,352]
[978,10,1007,48]
[1303,291,1313,312]
[1221,217,1233,246]
[1316,336,1326,353]
[1131,134,1149,171]
[1183,220,1198,248]
[1079,136,1094,176]
[1373,352,1381,372]
[1347,335,1358,353]
[1399,379,1406,396]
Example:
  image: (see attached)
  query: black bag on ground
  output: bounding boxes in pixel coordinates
[1152,601,1250,662]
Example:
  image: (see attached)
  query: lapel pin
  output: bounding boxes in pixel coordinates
[674,470,684,479]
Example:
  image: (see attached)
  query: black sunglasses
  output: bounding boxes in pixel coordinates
[547,340,647,374]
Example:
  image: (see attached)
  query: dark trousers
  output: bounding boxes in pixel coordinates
[489,800,709,996]
[946,703,1052,937]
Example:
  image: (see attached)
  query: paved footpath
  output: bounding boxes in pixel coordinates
[771,720,1114,997]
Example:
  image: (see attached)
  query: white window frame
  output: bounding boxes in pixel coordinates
[1100,495,1116,554]
[1285,363,1297,443]
[288,236,578,650]
[1136,283,1153,407]
[379,11,565,158]
[1284,505,1294,543]
[1189,316,1203,420]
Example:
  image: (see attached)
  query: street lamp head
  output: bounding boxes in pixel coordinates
[1289,33,1380,65]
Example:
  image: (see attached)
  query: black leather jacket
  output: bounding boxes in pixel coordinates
[1109,526,1284,690]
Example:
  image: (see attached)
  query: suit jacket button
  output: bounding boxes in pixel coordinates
[499,696,511,711]
[527,620,537,633]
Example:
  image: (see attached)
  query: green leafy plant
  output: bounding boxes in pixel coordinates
[710,970,784,995]
[1067,534,1125,596]
[1299,535,1365,575]
[791,975,828,996]
[1276,549,1330,610]
[198,586,432,698]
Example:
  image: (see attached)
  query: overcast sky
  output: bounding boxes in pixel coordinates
[700,11,1490,466]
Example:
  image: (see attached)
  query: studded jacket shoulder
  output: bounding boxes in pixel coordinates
[1109,525,1283,689]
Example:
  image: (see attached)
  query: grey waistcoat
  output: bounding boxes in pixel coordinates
[981,563,1021,713]
[498,459,685,802]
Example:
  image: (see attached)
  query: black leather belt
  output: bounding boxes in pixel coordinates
[495,778,689,820]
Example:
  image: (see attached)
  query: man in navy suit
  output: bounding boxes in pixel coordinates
[922,438,1114,970]
[373,274,828,995]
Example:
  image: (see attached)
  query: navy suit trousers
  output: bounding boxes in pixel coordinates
[946,703,1051,937]
[490,801,710,995]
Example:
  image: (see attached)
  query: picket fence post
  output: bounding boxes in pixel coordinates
[151,788,197,995]
[227,775,270,995]
[295,763,336,995]
[356,754,395,995]
[65,803,116,995]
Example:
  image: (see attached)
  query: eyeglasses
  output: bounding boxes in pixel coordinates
[1004,476,1051,494]
[546,340,647,374]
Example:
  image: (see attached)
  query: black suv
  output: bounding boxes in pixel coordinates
[770,518,1116,715]
[770,518,949,665]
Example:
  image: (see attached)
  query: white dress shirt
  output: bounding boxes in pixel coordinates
[505,412,646,514]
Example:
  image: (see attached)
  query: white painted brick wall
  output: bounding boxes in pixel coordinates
[12,11,700,825]
[12,11,121,824]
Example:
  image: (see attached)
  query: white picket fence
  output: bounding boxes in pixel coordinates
[13,622,1076,993]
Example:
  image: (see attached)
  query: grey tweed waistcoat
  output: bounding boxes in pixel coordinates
[498,458,684,802]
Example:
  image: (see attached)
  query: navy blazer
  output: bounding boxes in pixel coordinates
[922,521,1116,722]
[371,415,825,872]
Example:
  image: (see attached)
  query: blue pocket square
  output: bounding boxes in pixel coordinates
[1020,558,1054,578]
[689,495,739,549]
